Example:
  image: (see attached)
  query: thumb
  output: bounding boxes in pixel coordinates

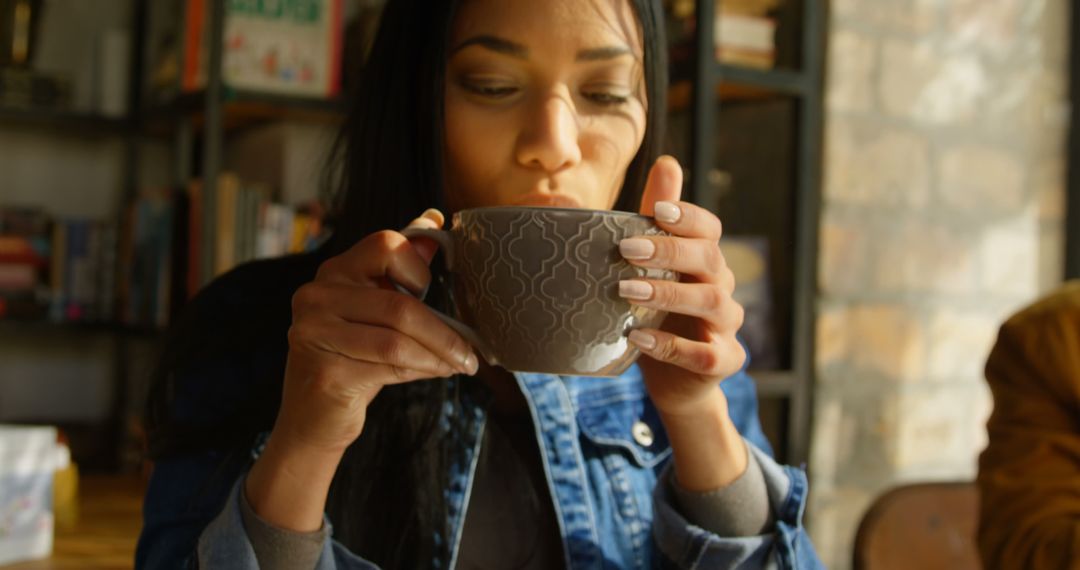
[639,155,684,216]
[404,208,445,264]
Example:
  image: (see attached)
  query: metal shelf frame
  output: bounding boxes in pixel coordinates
[1067,0,1080,280]
[688,0,826,466]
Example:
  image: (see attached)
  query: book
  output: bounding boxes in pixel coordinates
[716,0,781,16]
[214,173,241,277]
[715,12,776,69]
[50,221,68,322]
[723,236,780,369]
[183,0,345,98]
[0,263,37,291]
[63,219,92,322]
[122,191,176,328]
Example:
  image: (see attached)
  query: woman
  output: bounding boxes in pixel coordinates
[137,0,822,568]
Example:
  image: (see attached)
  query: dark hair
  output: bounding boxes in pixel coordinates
[147,0,667,567]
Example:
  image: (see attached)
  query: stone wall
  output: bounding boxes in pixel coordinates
[808,0,1070,566]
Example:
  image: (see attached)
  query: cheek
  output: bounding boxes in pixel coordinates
[585,107,648,201]
[444,99,513,207]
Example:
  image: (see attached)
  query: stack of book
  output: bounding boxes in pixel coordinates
[118,174,326,329]
[664,0,781,82]
[715,0,779,69]
[0,207,116,324]
[0,208,51,320]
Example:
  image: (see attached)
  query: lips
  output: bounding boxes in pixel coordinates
[513,193,583,208]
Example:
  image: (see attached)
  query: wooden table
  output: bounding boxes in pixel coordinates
[5,475,144,570]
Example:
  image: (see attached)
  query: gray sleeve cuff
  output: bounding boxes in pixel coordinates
[239,478,330,570]
[668,442,775,537]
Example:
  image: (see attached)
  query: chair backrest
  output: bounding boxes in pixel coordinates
[852,482,981,570]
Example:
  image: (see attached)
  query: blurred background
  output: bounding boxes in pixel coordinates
[0,0,1072,568]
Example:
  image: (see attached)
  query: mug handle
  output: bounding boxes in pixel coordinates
[398,227,499,367]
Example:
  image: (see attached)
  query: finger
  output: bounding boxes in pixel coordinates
[292,283,478,374]
[405,208,445,264]
[639,155,684,216]
[289,318,464,380]
[618,236,730,284]
[316,229,432,295]
[649,200,723,242]
[619,280,743,330]
[628,328,747,379]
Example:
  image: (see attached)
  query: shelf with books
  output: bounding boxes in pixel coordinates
[118,175,329,330]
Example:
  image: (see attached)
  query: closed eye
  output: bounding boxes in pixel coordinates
[584,92,631,106]
[460,81,519,99]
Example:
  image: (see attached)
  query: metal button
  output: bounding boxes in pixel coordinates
[632,420,654,447]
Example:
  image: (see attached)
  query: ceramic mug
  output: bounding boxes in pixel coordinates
[401,206,678,377]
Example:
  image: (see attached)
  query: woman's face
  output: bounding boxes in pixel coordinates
[444,0,648,212]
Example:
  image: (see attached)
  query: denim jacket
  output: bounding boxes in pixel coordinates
[136,255,822,569]
[139,366,821,569]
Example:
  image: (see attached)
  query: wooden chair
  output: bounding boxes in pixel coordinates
[852,482,981,570]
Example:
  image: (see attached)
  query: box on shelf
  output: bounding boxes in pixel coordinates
[0,425,70,566]
[182,0,345,98]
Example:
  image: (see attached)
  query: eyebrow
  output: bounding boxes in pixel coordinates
[451,34,633,62]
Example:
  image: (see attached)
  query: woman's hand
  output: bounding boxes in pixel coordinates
[622,156,746,416]
[275,209,478,455]
[247,209,477,531]
[622,156,749,491]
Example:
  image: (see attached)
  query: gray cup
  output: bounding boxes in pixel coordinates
[402,206,678,377]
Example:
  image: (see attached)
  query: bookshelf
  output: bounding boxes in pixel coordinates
[0,107,131,134]
[0,0,346,471]
[0,0,148,471]
[664,0,824,465]
[0,0,824,469]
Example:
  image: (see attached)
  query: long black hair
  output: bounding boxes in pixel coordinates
[147,0,668,567]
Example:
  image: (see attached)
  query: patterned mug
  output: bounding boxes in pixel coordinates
[402,206,678,377]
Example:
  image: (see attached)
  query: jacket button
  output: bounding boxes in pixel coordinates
[632,421,654,447]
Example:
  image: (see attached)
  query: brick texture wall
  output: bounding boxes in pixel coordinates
[807,0,1070,566]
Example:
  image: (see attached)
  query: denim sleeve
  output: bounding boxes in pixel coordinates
[197,475,378,569]
[651,443,825,569]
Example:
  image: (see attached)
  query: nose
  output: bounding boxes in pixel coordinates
[514,92,582,174]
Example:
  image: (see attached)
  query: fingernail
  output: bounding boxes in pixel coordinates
[620,238,655,260]
[629,330,657,350]
[619,280,653,301]
[654,201,681,224]
[461,352,479,376]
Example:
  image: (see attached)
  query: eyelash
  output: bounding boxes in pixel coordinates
[585,92,630,106]
[461,82,630,107]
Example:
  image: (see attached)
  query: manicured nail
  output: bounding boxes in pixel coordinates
[629,330,657,350]
[654,201,681,224]
[619,280,653,301]
[620,238,655,260]
[461,352,479,376]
